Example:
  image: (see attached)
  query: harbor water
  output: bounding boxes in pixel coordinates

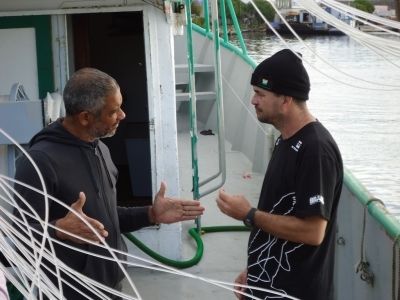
[236,33,400,217]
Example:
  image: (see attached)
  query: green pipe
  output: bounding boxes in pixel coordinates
[192,24,256,68]
[344,167,400,240]
[185,0,201,231]
[124,226,249,269]
[225,0,247,55]
[203,0,210,32]
[219,0,229,42]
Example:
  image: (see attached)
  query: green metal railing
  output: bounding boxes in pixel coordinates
[129,0,253,268]
[184,0,247,232]
[199,0,248,55]
[186,0,253,206]
[344,168,400,240]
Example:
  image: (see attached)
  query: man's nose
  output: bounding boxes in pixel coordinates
[119,109,126,120]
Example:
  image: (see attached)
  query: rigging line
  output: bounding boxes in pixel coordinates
[1,204,300,300]
[1,205,139,300]
[0,128,62,293]
[322,0,400,29]
[298,0,400,54]
[0,223,35,292]
[318,0,400,36]
[298,0,400,64]
[0,213,58,295]
[141,0,164,11]
[0,182,301,300]
[0,141,306,300]
[297,0,400,57]
[302,0,400,55]
[0,128,61,298]
[2,200,297,300]
[0,213,96,299]
[300,0,400,49]
[0,224,65,299]
[0,177,141,297]
[0,183,141,299]
[252,0,400,90]
[0,178,39,268]
[356,37,400,69]
[221,76,273,138]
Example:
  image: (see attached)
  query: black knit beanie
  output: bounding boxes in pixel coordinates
[251,49,310,101]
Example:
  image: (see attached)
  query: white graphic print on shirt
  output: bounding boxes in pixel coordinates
[247,192,303,299]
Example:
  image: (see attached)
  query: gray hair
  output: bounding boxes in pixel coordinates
[63,68,120,117]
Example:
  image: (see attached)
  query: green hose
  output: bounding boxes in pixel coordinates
[123,225,250,269]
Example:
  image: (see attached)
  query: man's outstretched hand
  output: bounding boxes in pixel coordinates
[55,192,108,244]
[150,182,205,224]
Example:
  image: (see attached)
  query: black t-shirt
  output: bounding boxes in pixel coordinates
[246,121,343,300]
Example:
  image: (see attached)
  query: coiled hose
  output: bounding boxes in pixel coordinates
[124,225,250,269]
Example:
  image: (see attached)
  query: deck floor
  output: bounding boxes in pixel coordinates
[122,129,264,299]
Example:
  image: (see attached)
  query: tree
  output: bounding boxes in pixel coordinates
[253,0,275,22]
[351,0,375,13]
[231,0,275,27]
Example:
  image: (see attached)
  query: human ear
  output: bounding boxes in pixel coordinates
[77,111,92,126]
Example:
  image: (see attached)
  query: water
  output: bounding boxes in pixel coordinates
[238,33,400,216]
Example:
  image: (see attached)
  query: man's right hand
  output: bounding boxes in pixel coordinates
[55,192,108,244]
[234,269,247,299]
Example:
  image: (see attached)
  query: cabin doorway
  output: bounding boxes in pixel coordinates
[69,12,152,207]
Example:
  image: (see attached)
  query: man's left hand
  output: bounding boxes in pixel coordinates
[216,189,251,220]
[150,182,205,224]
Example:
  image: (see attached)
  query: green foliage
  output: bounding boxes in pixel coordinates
[231,0,275,27]
[191,0,203,16]
[253,0,275,21]
[193,16,205,26]
[192,0,275,29]
[351,0,375,13]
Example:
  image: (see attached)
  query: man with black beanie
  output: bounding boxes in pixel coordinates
[217,49,343,300]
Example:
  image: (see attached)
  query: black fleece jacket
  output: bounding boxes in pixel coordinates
[14,119,152,299]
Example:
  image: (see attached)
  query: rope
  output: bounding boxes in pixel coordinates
[253,0,400,91]
[356,198,384,286]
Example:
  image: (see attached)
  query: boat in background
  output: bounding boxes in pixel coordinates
[0,0,399,299]
[267,4,349,35]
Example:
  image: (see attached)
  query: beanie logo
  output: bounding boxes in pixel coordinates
[261,78,268,86]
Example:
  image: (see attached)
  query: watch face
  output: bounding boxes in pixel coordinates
[244,218,252,228]
[243,208,256,228]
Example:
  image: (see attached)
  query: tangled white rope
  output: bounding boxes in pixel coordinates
[0,128,299,300]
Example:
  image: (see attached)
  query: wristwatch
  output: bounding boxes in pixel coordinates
[243,207,257,228]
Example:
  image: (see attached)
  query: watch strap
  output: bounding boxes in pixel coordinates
[243,207,257,228]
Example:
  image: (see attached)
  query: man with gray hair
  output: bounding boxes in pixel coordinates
[14,68,204,299]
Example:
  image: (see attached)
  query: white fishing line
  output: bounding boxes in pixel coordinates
[247,0,400,91]
[0,174,300,299]
[0,128,63,299]
[0,176,141,300]
[322,0,400,30]
[297,0,400,59]
[0,128,300,299]
[320,0,400,36]
[0,127,141,300]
